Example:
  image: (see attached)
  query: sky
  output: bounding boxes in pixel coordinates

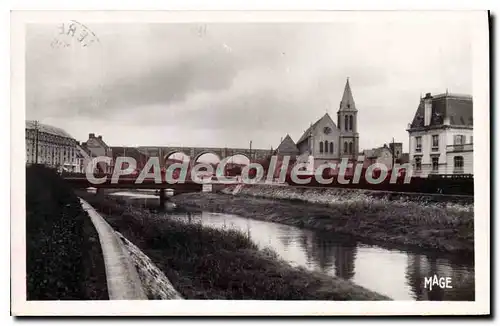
[26,17,473,154]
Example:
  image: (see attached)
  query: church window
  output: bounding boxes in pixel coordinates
[344,141,348,153]
[319,142,324,153]
[344,116,348,131]
[349,142,353,154]
[349,115,353,131]
[324,140,329,153]
[330,142,334,153]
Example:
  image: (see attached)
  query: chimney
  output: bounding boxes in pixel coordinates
[98,135,102,140]
[424,93,432,126]
[89,133,95,138]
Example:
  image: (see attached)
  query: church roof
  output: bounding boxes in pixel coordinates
[276,134,299,154]
[408,93,473,129]
[339,78,357,112]
[296,113,336,145]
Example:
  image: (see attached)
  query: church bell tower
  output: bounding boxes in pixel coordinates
[337,78,359,159]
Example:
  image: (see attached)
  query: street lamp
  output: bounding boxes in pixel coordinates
[33,120,39,164]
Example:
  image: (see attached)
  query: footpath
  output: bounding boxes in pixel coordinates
[80,199,147,300]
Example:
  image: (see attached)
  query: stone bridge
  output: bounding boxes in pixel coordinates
[137,146,272,167]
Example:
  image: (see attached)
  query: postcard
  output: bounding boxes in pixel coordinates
[11,10,490,316]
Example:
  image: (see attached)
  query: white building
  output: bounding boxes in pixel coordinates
[74,143,91,173]
[407,92,473,177]
[25,120,80,172]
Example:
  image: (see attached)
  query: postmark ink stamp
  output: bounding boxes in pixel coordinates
[51,20,99,49]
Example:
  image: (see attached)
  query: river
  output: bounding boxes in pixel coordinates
[108,191,475,301]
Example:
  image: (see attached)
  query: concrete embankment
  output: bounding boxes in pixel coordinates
[172,184,474,256]
[82,199,183,300]
[116,232,183,300]
[81,199,147,300]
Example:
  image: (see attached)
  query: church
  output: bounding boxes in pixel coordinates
[275,78,360,168]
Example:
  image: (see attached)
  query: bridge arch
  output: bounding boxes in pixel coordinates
[225,153,251,165]
[193,151,222,164]
[164,151,190,166]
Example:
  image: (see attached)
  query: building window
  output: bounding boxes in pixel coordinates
[470,136,473,144]
[432,135,439,151]
[415,136,422,152]
[319,142,324,153]
[349,115,353,131]
[324,140,329,153]
[431,157,439,172]
[348,142,353,154]
[344,115,348,131]
[454,156,464,173]
[415,157,422,171]
[329,142,334,153]
[344,141,348,154]
[454,135,465,145]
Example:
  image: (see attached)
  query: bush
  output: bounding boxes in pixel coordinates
[26,165,108,300]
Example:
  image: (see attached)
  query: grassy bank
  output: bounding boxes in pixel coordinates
[78,192,390,300]
[227,184,474,207]
[171,185,474,257]
[26,165,108,300]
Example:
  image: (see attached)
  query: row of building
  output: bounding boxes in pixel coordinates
[274,79,473,177]
[25,121,111,173]
[25,121,152,174]
[25,80,473,178]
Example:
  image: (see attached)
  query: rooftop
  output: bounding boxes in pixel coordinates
[25,120,74,139]
[297,113,336,145]
[276,134,299,154]
[409,92,473,129]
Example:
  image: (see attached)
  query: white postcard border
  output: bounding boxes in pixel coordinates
[10,10,490,316]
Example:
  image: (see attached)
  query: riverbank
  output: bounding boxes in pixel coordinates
[78,192,390,300]
[26,165,108,300]
[170,185,474,257]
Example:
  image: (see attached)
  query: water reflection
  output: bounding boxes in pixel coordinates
[294,232,357,280]
[111,192,475,301]
[177,211,474,300]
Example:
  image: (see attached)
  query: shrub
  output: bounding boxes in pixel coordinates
[26,165,108,300]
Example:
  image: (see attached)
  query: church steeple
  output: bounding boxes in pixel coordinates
[337,78,359,159]
[338,78,357,112]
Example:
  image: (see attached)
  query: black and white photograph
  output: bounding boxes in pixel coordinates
[10,10,490,316]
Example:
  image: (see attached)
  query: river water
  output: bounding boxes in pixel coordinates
[108,191,475,301]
